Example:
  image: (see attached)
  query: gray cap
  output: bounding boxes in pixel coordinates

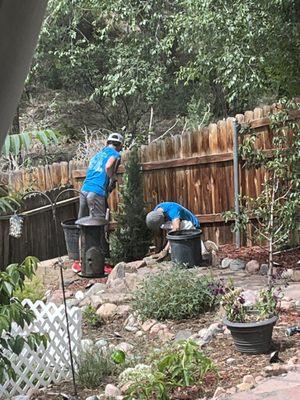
[146,210,165,231]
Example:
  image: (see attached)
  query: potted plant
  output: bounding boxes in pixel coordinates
[221,284,280,354]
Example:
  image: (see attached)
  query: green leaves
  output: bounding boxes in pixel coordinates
[132,267,217,321]
[1,130,59,156]
[111,349,126,364]
[124,340,218,399]
[0,257,48,384]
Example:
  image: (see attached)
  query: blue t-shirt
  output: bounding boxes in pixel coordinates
[82,147,121,196]
[154,202,200,228]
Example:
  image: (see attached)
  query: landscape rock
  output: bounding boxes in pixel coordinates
[96,303,118,319]
[124,273,142,291]
[196,322,223,345]
[220,258,233,269]
[143,257,157,266]
[135,330,144,337]
[106,277,128,291]
[126,260,146,270]
[81,339,94,352]
[229,259,246,271]
[204,240,219,253]
[90,295,103,309]
[245,260,260,274]
[66,298,80,308]
[85,283,106,297]
[12,396,29,400]
[263,364,288,377]
[26,388,40,399]
[105,384,121,398]
[115,342,134,354]
[212,386,226,398]
[117,305,131,316]
[226,387,237,395]
[107,263,126,283]
[226,358,235,364]
[124,314,140,332]
[281,268,293,280]
[141,319,157,332]
[85,396,100,400]
[99,291,132,305]
[212,251,221,267]
[95,339,108,348]
[149,322,167,337]
[175,329,193,341]
[157,328,174,342]
[75,290,85,300]
[292,269,300,282]
[259,263,269,275]
[236,382,254,391]
[242,374,256,386]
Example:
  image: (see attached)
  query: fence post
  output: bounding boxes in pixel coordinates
[233,119,241,248]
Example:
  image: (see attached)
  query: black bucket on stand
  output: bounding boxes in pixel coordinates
[61,219,80,260]
[167,229,202,267]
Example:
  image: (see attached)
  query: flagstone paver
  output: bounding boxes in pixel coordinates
[223,367,300,400]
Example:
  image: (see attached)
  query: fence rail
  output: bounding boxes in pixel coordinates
[1,105,299,266]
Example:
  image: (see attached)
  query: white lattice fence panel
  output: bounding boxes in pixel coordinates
[0,300,82,398]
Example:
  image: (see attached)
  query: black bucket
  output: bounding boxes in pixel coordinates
[166,229,202,267]
[61,219,80,260]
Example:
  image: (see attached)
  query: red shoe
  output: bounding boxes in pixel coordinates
[72,261,81,273]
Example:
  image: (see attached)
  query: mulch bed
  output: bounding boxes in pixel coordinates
[217,245,300,270]
[32,308,300,400]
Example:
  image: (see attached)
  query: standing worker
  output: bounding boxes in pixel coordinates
[146,201,207,259]
[72,133,123,273]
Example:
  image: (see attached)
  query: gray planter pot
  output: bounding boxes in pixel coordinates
[223,315,278,354]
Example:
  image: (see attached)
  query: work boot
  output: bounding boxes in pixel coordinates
[71,260,81,273]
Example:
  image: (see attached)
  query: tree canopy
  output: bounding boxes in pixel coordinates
[30,0,300,139]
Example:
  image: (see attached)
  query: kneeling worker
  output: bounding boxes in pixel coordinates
[146,201,203,258]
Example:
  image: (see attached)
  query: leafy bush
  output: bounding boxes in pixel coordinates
[14,275,45,303]
[76,347,116,388]
[123,340,218,400]
[110,147,151,264]
[83,304,102,327]
[132,267,217,321]
[0,257,48,383]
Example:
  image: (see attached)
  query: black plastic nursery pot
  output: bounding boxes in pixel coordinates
[166,229,202,267]
[223,315,278,354]
[61,219,80,260]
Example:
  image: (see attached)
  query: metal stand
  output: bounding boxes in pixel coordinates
[233,119,241,248]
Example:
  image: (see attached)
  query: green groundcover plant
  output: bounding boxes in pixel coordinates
[132,267,218,321]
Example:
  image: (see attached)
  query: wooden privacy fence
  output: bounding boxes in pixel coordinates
[72,105,300,246]
[0,160,88,193]
[1,104,299,267]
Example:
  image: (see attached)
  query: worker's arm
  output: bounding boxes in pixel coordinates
[105,156,118,178]
[162,218,181,252]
